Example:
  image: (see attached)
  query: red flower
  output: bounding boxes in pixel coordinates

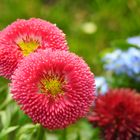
[11,49,95,129]
[88,89,140,140]
[0,18,68,79]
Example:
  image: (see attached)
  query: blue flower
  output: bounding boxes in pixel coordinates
[95,77,108,95]
[103,47,140,81]
[127,36,140,47]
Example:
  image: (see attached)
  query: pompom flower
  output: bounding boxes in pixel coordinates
[11,49,95,129]
[88,89,140,140]
[0,18,68,79]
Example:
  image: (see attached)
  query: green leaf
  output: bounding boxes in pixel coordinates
[0,89,12,109]
[90,128,101,140]
[76,132,80,140]
[0,85,7,92]
[0,77,9,86]
[0,111,10,128]
[111,39,138,50]
[0,126,18,139]
[46,134,58,140]
[16,124,38,140]
[0,101,18,128]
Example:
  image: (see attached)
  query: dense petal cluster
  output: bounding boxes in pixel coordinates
[103,47,140,81]
[88,89,140,140]
[11,49,95,129]
[0,18,68,79]
[0,44,22,79]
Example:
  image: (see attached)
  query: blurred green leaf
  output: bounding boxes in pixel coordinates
[76,132,80,140]
[0,77,9,86]
[0,111,10,128]
[111,39,138,50]
[0,102,18,128]
[0,126,18,139]
[46,134,58,140]
[16,124,38,140]
[90,128,101,140]
[0,85,7,93]
[0,89,12,109]
[66,119,100,140]
[17,110,31,125]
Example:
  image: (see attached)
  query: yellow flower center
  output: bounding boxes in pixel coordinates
[18,41,39,56]
[40,78,64,96]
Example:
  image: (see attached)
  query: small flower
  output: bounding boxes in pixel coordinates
[11,49,95,129]
[0,18,68,79]
[103,49,125,74]
[127,36,140,47]
[88,89,140,140]
[95,77,108,95]
[103,47,140,81]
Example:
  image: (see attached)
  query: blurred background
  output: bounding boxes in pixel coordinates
[1,0,140,74]
[0,0,140,140]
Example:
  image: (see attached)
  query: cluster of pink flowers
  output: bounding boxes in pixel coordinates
[0,18,95,129]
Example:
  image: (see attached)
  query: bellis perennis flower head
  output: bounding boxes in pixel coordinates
[87,88,140,140]
[0,18,68,79]
[11,49,95,129]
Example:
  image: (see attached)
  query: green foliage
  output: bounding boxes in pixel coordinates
[106,73,140,92]
[111,39,137,50]
[0,0,140,75]
[0,126,18,139]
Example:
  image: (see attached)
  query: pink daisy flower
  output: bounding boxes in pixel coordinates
[11,49,95,129]
[0,18,68,79]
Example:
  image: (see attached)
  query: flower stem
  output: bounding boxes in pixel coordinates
[62,128,67,140]
[37,125,45,140]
